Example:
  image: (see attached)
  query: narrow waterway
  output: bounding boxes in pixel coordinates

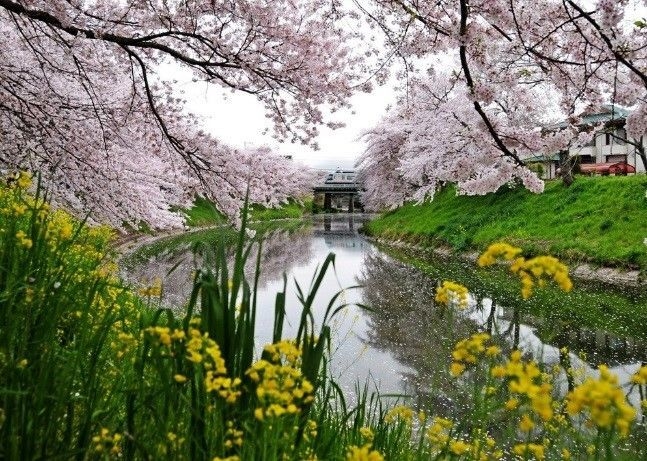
[123,214,647,411]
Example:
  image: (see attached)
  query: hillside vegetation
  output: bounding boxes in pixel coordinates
[183,196,312,227]
[364,176,647,269]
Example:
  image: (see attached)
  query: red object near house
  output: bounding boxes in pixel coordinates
[578,162,636,175]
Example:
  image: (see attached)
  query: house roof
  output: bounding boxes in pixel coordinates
[580,104,630,124]
[550,104,630,129]
[524,154,561,162]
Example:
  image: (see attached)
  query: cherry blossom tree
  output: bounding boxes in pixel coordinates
[357,0,647,208]
[0,0,368,228]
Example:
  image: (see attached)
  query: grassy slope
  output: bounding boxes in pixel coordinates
[183,196,312,227]
[249,198,313,221]
[182,195,227,227]
[365,176,647,269]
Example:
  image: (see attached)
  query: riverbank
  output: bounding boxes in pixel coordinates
[364,175,647,273]
[116,196,313,262]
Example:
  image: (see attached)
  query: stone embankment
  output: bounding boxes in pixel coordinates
[369,237,647,288]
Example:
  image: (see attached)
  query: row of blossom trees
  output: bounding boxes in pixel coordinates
[357,0,647,210]
[0,0,372,228]
[4,1,647,222]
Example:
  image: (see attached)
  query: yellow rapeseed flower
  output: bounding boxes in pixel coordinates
[359,427,374,442]
[346,444,384,461]
[91,428,122,455]
[449,332,495,377]
[384,405,414,424]
[491,350,554,422]
[435,281,469,308]
[247,340,314,417]
[449,440,471,455]
[513,442,545,460]
[477,242,523,266]
[566,365,636,437]
[519,413,535,432]
[478,243,572,299]
[17,171,32,189]
[174,374,188,383]
[426,417,453,445]
[15,230,32,249]
[631,365,647,385]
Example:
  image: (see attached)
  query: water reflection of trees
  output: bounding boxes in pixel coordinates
[357,251,647,420]
[517,312,647,368]
[357,252,483,416]
[123,227,314,309]
[245,228,314,287]
[482,299,647,368]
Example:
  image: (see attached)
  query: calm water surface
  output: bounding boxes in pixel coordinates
[125,214,647,409]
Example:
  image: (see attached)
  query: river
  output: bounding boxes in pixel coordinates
[123,214,647,411]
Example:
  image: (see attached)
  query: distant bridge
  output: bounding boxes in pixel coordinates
[312,182,362,212]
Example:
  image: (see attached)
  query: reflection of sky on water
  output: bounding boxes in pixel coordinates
[125,214,647,413]
[252,215,412,400]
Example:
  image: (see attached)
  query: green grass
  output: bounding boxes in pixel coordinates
[182,195,227,227]
[250,198,313,221]
[182,196,312,228]
[364,176,647,269]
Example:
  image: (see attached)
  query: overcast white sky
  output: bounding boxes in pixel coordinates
[171,0,397,172]
[179,76,397,171]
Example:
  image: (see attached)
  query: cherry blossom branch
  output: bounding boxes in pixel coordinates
[458,0,523,166]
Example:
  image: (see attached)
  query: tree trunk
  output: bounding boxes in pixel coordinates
[636,142,647,172]
[559,149,574,187]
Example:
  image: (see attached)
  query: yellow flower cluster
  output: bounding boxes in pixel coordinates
[224,421,243,449]
[510,255,573,299]
[435,280,469,308]
[631,364,647,385]
[426,419,502,460]
[138,277,162,298]
[92,427,122,455]
[110,331,138,359]
[15,230,32,249]
[426,417,453,446]
[158,431,186,456]
[359,426,374,443]
[566,365,636,437]
[187,329,241,403]
[247,344,314,420]
[346,444,384,461]
[491,350,554,422]
[450,332,500,377]
[5,171,32,190]
[384,405,414,424]
[478,243,573,299]
[477,242,523,266]
[144,326,241,403]
[16,172,31,189]
[513,442,546,460]
[47,210,75,242]
[262,340,302,366]
[145,326,185,348]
